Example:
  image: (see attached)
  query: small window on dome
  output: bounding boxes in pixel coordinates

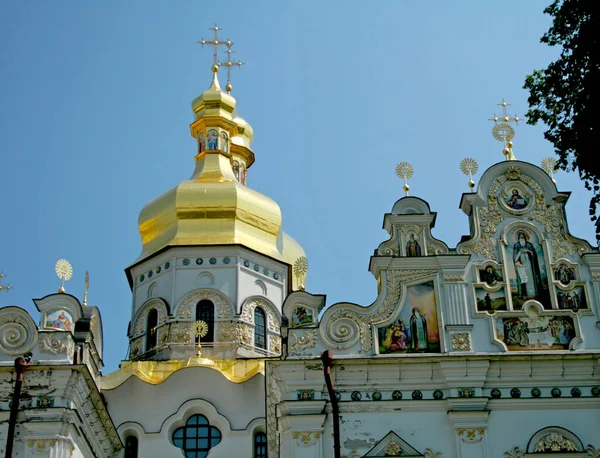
[196,300,214,342]
[124,436,138,458]
[145,309,158,352]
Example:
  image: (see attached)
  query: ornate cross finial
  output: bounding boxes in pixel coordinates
[198,24,232,69]
[489,99,521,161]
[83,270,90,306]
[55,259,73,294]
[219,46,245,94]
[395,162,414,196]
[0,271,12,293]
[193,320,209,356]
[460,158,479,191]
[541,157,558,184]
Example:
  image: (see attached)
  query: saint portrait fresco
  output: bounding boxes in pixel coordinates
[556,286,587,310]
[378,281,440,354]
[44,309,73,332]
[405,233,421,257]
[207,129,219,150]
[505,188,529,210]
[232,160,240,181]
[479,266,503,287]
[505,228,550,308]
[475,287,507,312]
[291,306,314,327]
[496,314,576,351]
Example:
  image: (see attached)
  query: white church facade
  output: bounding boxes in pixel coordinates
[1,31,600,458]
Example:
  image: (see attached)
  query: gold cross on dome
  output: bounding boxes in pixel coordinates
[198,24,232,68]
[0,271,12,292]
[219,46,245,94]
[489,99,521,161]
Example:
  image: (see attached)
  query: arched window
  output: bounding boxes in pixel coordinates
[124,436,138,458]
[254,432,267,458]
[196,300,214,342]
[254,308,266,350]
[145,309,158,351]
[172,414,221,458]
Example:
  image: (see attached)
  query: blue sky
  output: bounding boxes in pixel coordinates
[1,1,595,372]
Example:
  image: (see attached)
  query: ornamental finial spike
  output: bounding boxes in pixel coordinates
[460,158,479,192]
[395,162,414,197]
[541,157,558,184]
[489,99,520,161]
[55,259,73,294]
[83,270,90,306]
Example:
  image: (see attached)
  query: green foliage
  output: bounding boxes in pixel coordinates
[524,0,599,239]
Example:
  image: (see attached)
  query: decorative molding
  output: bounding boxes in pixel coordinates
[456,427,486,443]
[534,432,577,453]
[451,332,471,351]
[175,288,234,320]
[289,329,318,352]
[38,333,73,355]
[424,450,443,458]
[0,309,38,355]
[240,296,281,333]
[444,273,465,283]
[385,442,402,456]
[503,446,524,457]
[292,431,321,446]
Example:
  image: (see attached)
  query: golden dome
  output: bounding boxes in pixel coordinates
[131,69,307,285]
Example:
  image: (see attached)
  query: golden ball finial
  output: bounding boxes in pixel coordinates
[469,179,475,189]
[507,141,513,148]
[403,183,410,193]
[212,64,219,73]
[226,82,232,92]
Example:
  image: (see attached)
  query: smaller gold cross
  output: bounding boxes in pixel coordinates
[219,46,245,94]
[0,271,12,292]
[198,24,232,68]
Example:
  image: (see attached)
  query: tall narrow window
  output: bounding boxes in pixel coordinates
[124,436,138,458]
[196,300,214,342]
[254,432,267,458]
[254,308,266,350]
[145,308,158,351]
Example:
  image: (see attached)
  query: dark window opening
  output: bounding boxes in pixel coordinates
[254,308,266,350]
[172,414,222,458]
[145,308,158,351]
[196,300,215,342]
[124,436,138,458]
[254,431,267,458]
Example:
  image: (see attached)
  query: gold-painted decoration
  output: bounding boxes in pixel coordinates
[395,161,414,196]
[293,256,308,291]
[198,24,232,69]
[541,157,558,183]
[489,99,520,161]
[55,259,73,294]
[83,270,89,306]
[193,319,209,355]
[460,158,479,191]
[385,442,402,456]
[451,332,471,351]
[219,44,245,94]
[534,433,578,453]
[0,271,12,292]
[100,359,265,390]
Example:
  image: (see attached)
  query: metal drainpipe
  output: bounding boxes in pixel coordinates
[321,350,341,458]
[5,353,32,458]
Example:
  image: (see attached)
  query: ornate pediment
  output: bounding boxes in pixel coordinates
[362,431,423,457]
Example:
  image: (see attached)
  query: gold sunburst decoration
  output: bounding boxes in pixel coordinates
[541,157,557,183]
[491,123,515,143]
[460,158,479,191]
[395,161,414,196]
[294,256,308,291]
[194,320,209,338]
[55,259,73,293]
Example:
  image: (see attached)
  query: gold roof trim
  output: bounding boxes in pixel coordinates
[100,358,265,390]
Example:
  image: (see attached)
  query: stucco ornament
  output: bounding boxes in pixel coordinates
[132,299,169,336]
[38,333,73,355]
[451,332,471,351]
[27,439,57,453]
[424,450,442,458]
[534,432,578,452]
[289,329,318,352]
[241,297,281,332]
[168,322,193,343]
[292,431,321,446]
[0,311,37,355]
[323,269,437,351]
[503,447,524,458]
[384,442,402,456]
[175,288,234,320]
[456,427,485,443]
[269,335,282,354]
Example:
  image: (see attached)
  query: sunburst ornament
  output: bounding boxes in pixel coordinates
[55,259,73,293]
[293,256,308,291]
[194,320,209,339]
[489,99,520,160]
[541,157,557,183]
[395,162,414,196]
[460,158,479,191]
